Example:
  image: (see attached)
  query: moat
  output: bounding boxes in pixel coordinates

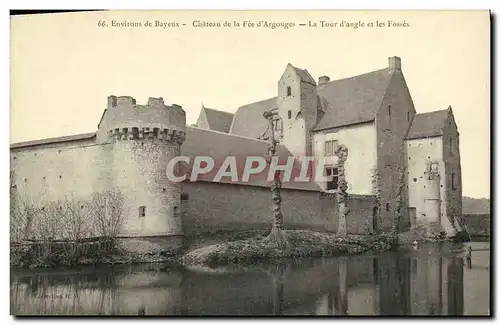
[10,241,490,316]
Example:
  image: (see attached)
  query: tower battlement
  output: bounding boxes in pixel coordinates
[108,126,185,144]
[99,95,186,144]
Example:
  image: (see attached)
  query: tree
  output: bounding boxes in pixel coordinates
[87,189,125,239]
[261,110,290,249]
[371,168,381,234]
[335,144,349,237]
[390,166,407,245]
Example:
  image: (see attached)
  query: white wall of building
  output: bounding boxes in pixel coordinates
[313,122,377,195]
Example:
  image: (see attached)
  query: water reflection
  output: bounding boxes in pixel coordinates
[10,242,490,316]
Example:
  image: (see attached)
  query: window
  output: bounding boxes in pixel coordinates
[388,105,391,117]
[139,206,146,218]
[174,206,180,218]
[386,203,390,212]
[287,110,292,119]
[451,173,457,190]
[286,86,292,97]
[324,140,338,156]
[325,167,339,191]
[181,193,189,200]
[407,111,410,122]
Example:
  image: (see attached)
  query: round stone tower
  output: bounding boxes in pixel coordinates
[103,95,186,252]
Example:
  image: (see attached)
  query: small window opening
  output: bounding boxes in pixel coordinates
[287,110,292,119]
[451,173,457,190]
[139,206,146,218]
[286,86,292,97]
[325,167,339,191]
[386,203,390,211]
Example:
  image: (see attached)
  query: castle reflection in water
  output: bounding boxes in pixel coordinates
[10,243,490,316]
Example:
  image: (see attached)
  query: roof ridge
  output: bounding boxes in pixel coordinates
[319,67,390,87]
[187,125,276,145]
[203,107,234,116]
[236,96,277,110]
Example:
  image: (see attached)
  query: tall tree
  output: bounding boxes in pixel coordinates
[335,144,349,237]
[261,110,289,249]
[391,166,407,245]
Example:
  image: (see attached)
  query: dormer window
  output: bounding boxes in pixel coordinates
[286,86,292,97]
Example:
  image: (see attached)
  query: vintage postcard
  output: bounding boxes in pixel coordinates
[9,10,490,316]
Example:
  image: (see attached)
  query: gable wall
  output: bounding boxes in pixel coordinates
[375,70,416,231]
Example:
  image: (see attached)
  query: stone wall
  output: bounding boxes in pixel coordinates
[376,66,416,231]
[181,181,375,236]
[11,141,112,211]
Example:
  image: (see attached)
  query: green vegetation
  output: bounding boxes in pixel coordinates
[181,230,395,268]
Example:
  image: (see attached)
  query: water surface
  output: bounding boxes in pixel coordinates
[10,241,490,316]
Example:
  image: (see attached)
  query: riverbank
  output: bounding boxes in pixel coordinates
[12,227,476,269]
[181,230,395,268]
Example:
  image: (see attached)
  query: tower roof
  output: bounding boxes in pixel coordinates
[405,109,450,140]
[288,64,317,85]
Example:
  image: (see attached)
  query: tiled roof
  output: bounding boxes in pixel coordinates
[406,109,449,140]
[230,68,394,137]
[229,97,277,139]
[201,107,234,133]
[291,65,317,85]
[10,132,96,149]
[314,68,392,131]
[182,126,322,191]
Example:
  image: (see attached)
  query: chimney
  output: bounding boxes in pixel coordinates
[318,75,330,85]
[388,56,401,72]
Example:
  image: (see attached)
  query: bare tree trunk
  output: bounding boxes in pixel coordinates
[391,167,406,245]
[335,144,349,237]
[262,111,289,249]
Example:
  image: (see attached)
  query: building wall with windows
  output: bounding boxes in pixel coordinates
[312,122,377,195]
[405,137,450,231]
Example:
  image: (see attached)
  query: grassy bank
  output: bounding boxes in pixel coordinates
[181,230,395,268]
[10,239,178,269]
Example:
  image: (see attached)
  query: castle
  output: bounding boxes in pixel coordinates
[10,56,463,251]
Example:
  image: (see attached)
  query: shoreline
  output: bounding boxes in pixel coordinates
[11,229,486,270]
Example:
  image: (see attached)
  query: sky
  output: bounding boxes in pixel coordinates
[10,10,490,198]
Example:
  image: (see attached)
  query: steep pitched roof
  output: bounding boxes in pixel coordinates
[197,106,234,133]
[229,97,277,138]
[182,126,321,191]
[405,109,449,140]
[314,68,392,131]
[290,64,317,85]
